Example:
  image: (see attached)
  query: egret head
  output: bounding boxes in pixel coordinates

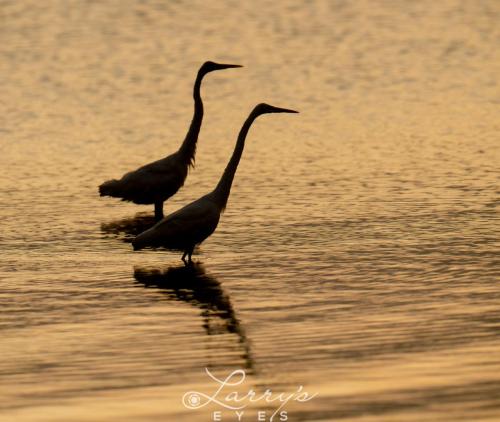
[200,61,242,74]
[253,103,299,116]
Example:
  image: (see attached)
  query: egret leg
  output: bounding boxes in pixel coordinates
[187,246,194,264]
[154,201,164,221]
[181,246,194,266]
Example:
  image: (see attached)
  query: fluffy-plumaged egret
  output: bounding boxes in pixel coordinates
[99,61,242,220]
[132,103,298,263]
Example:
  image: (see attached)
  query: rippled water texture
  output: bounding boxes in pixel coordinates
[1,0,499,421]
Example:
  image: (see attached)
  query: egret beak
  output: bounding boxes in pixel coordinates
[277,107,299,113]
[215,63,243,70]
[271,106,299,114]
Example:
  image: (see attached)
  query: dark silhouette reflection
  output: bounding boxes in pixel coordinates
[101,212,156,243]
[133,263,254,371]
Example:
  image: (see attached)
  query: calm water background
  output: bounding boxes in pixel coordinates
[1,0,499,421]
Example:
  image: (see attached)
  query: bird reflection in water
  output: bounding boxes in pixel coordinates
[133,263,254,372]
[101,212,157,243]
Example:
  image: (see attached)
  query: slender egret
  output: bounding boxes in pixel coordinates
[99,61,242,220]
[132,103,298,263]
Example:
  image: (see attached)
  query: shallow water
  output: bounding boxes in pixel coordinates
[1,0,499,421]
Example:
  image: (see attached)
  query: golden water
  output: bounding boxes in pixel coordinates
[1,1,499,421]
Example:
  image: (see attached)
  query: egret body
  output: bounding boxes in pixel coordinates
[99,61,242,220]
[132,103,298,263]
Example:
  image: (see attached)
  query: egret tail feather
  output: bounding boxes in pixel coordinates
[99,179,122,197]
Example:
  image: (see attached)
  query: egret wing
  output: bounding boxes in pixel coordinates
[154,197,220,239]
[117,154,185,201]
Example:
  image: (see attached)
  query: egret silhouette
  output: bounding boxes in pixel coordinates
[99,61,242,220]
[132,103,298,263]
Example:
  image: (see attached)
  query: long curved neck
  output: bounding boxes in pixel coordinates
[178,70,205,166]
[212,110,261,209]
